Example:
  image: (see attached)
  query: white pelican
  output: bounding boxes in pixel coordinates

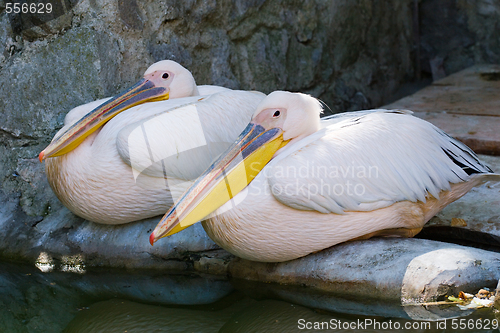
[40,60,265,224]
[150,91,500,262]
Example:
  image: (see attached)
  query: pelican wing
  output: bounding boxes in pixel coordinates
[198,85,231,95]
[116,90,265,182]
[266,110,491,214]
[318,109,415,130]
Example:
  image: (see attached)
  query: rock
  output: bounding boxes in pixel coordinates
[0,189,220,269]
[419,0,500,77]
[228,238,500,304]
[193,249,235,276]
[400,245,499,304]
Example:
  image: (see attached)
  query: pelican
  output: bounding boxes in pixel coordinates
[40,60,265,224]
[150,91,500,262]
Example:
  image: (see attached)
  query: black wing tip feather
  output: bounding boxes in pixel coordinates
[436,126,492,175]
[442,148,492,175]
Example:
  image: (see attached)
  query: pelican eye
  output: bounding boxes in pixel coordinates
[162,73,169,79]
[273,110,281,118]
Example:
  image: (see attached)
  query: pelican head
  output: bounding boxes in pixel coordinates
[149,91,323,243]
[39,60,199,161]
[143,60,199,99]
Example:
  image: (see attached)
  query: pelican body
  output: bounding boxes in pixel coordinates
[41,60,265,224]
[150,91,500,262]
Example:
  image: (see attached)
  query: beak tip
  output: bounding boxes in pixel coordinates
[149,232,155,246]
[38,151,45,163]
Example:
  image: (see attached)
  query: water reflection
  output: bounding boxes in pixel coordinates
[230,278,476,321]
[64,298,246,333]
[219,300,383,333]
[64,298,499,333]
[64,299,356,333]
[35,252,87,274]
[35,252,55,273]
[0,261,497,332]
[0,261,233,332]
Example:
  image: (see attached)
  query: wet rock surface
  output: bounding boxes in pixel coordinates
[418,0,500,80]
[1,0,500,310]
[228,238,500,304]
[0,187,221,269]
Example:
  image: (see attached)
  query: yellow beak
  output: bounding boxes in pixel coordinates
[149,123,289,245]
[39,78,170,161]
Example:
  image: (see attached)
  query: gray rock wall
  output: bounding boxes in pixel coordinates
[419,0,500,79]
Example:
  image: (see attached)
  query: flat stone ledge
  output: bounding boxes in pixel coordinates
[0,190,220,270]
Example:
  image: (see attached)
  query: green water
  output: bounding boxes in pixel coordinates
[0,261,498,332]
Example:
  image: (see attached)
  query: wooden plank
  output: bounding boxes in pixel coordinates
[386,64,500,117]
[413,112,500,155]
[384,64,500,155]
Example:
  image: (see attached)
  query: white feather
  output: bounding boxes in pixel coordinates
[203,109,496,262]
[46,90,265,224]
[267,110,491,214]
